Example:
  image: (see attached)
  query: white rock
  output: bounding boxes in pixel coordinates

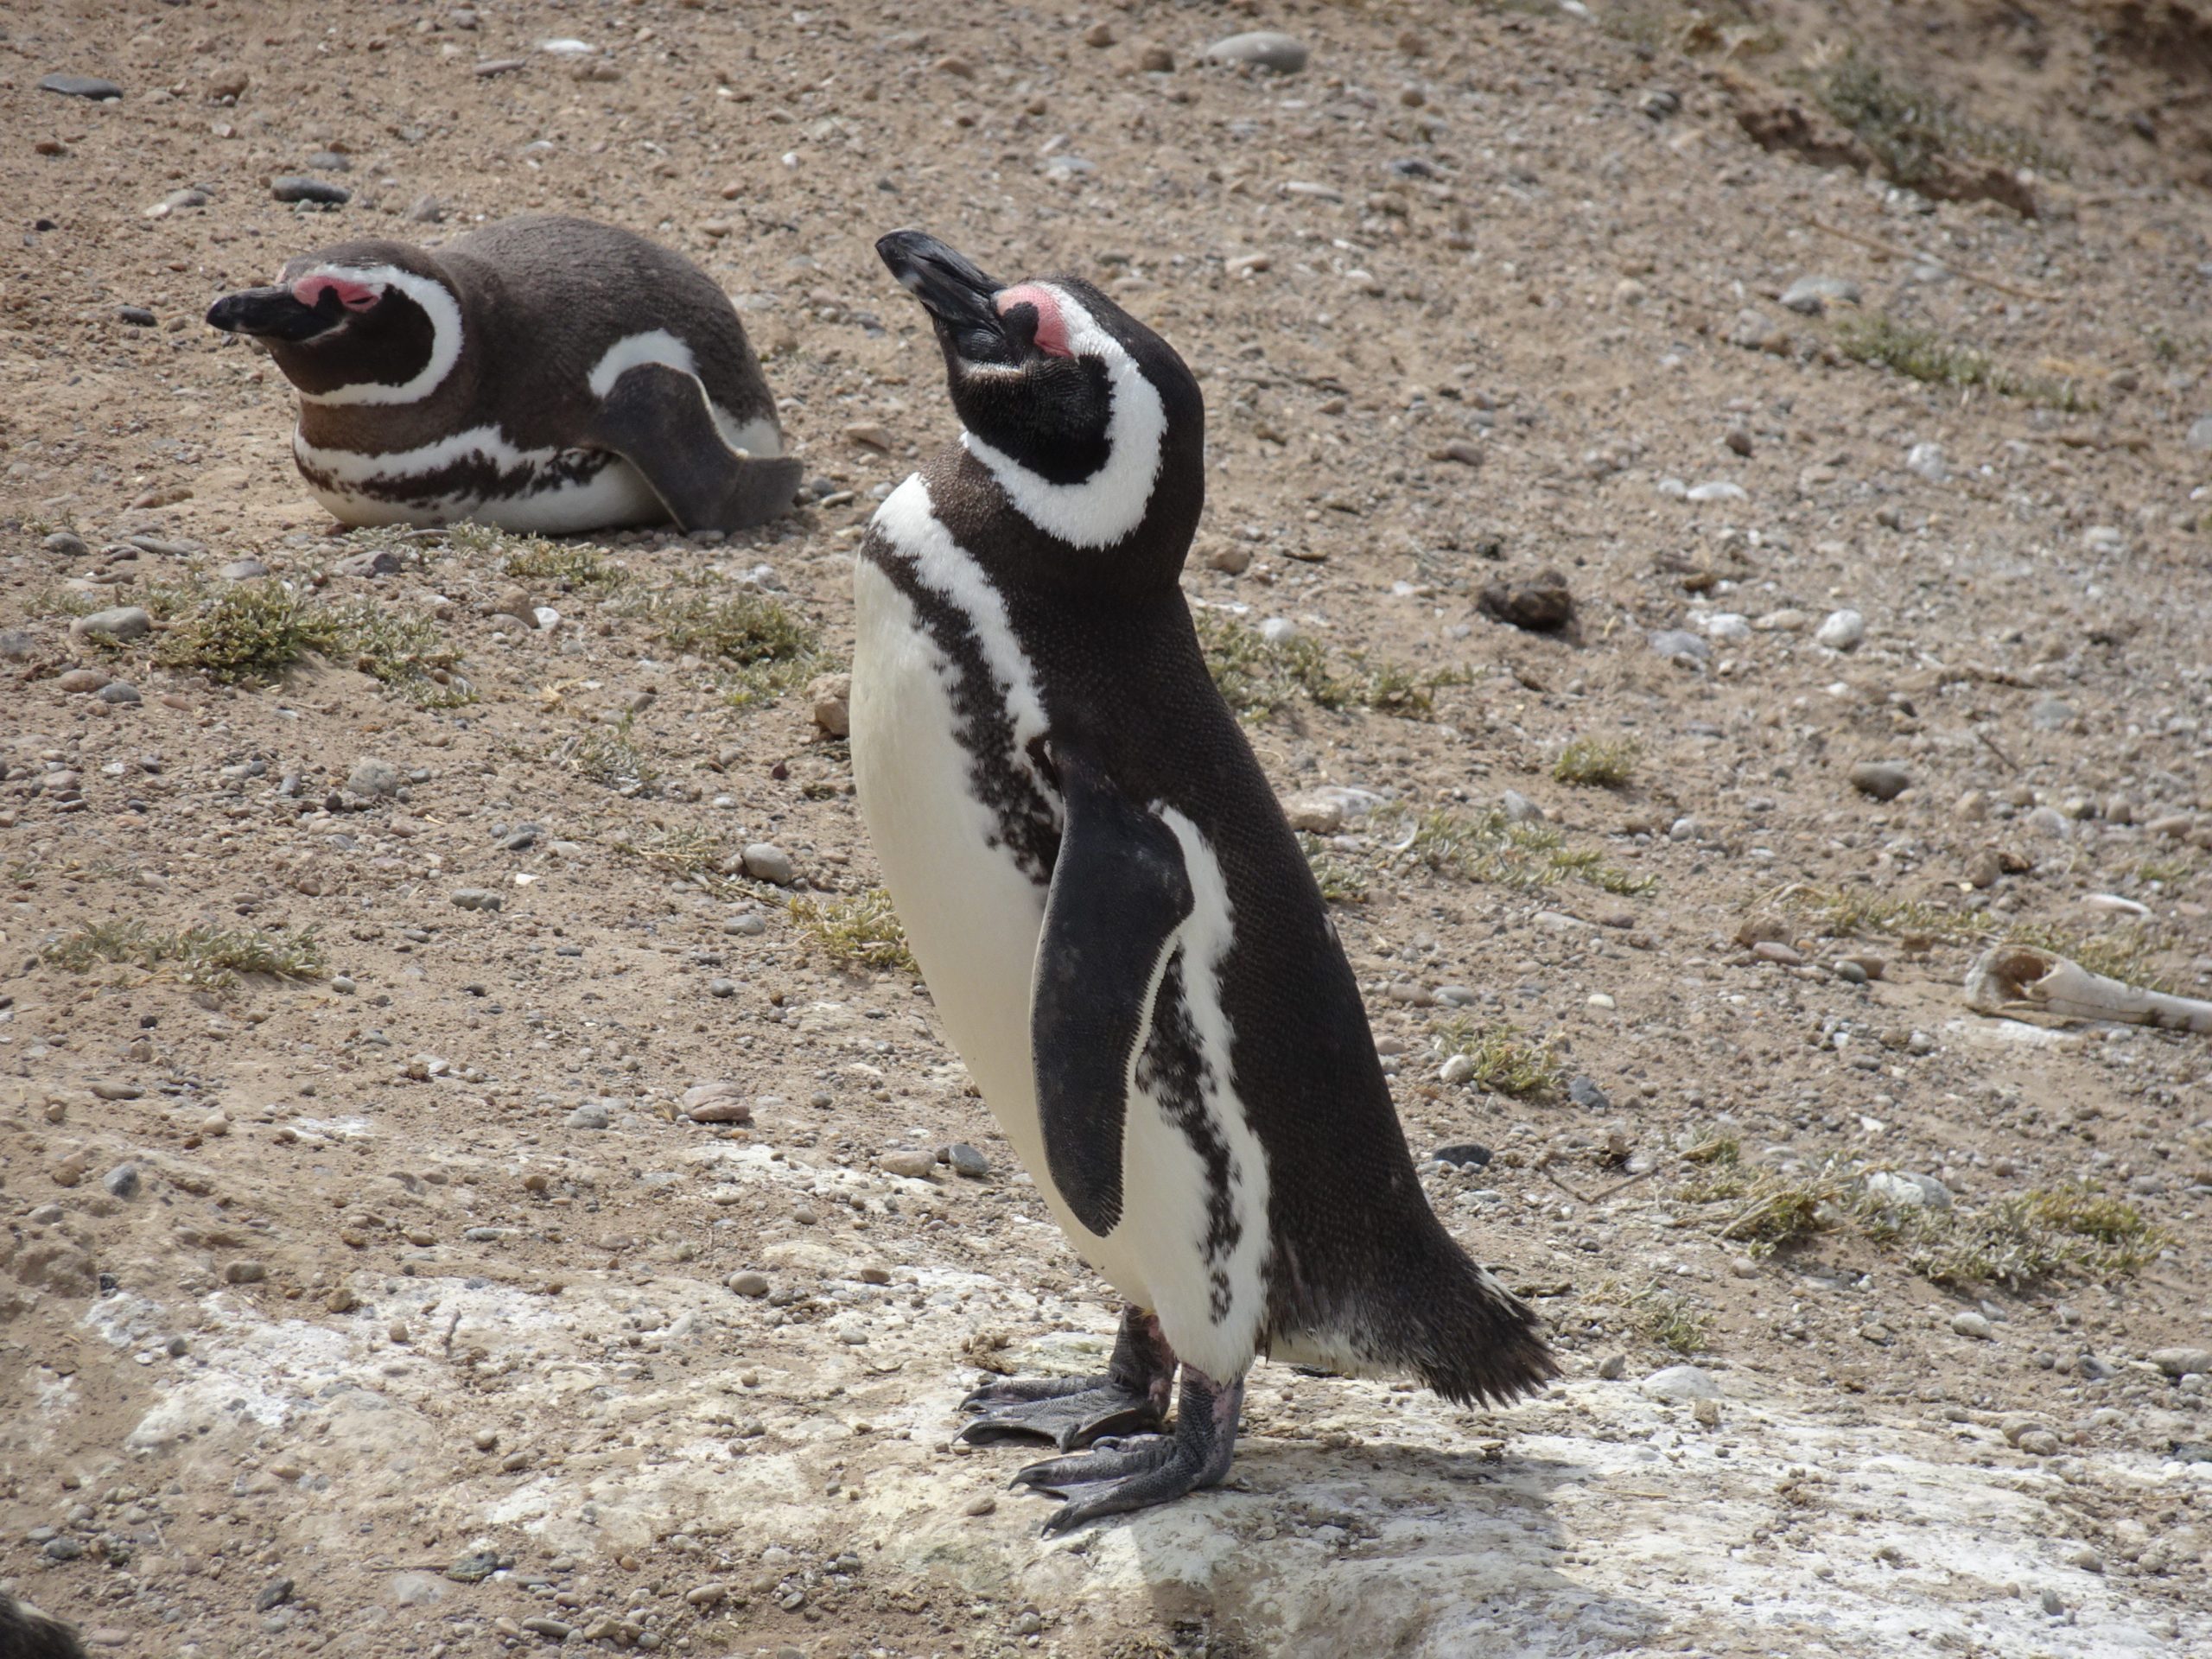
[1698,612,1751,642]
[1203,31,1309,73]
[1815,609,1866,652]
[1642,1364,1721,1402]
[1685,480,1747,503]
[1905,442,1948,483]
[1950,1311,1993,1340]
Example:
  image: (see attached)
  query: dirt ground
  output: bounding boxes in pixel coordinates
[4,1,2211,1656]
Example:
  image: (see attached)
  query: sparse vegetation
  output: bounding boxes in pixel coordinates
[1389,804,1653,896]
[1777,882,1986,944]
[1809,48,2062,189]
[787,888,918,974]
[611,824,727,882]
[44,919,325,990]
[1834,315,2094,412]
[491,533,627,589]
[1672,1145,2168,1287]
[1999,922,2173,994]
[620,585,819,707]
[1619,1281,1710,1354]
[1553,737,1640,788]
[553,720,662,793]
[1194,610,1455,720]
[1433,1016,1564,1100]
[144,582,474,705]
[1299,834,1370,904]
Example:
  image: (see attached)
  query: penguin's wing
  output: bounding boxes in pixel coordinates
[1030,745,1194,1236]
[587,361,803,531]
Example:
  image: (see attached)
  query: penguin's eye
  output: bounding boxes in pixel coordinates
[291,274,383,313]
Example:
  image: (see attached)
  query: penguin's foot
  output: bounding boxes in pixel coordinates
[1011,1365,1245,1536]
[955,1305,1175,1453]
[957,1376,1164,1452]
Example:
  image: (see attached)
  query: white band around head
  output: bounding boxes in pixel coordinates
[292,263,465,407]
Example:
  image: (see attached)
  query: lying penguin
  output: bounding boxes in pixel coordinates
[849,231,1556,1534]
[1,1588,87,1659]
[207,213,802,534]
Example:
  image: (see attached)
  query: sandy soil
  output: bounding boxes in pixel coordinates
[3,2,2210,1656]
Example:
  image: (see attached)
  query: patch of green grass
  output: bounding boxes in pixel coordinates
[44,919,324,990]
[787,888,917,974]
[1389,805,1655,896]
[1835,315,2094,412]
[35,575,211,627]
[1810,48,2063,188]
[1433,1016,1564,1100]
[1193,610,1453,720]
[1553,737,1640,788]
[552,719,662,794]
[148,583,474,705]
[2133,856,2197,887]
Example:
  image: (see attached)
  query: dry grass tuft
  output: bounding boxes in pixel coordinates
[1433,1016,1564,1100]
[149,582,474,705]
[45,919,325,990]
[1553,737,1640,788]
[1194,610,1455,719]
[787,888,917,974]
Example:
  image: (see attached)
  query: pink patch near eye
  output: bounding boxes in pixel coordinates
[292,274,381,312]
[996,283,1071,358]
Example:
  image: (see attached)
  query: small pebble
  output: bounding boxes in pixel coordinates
[1815,609,1866,652]
[944,1142,991,1179]
[102,1162,141,1199]
[1951,1311,1993,1340]
[742,843,796,885]
[1849,761,1910,802]
[566,1102,610,1130]
[272,176,351,205]
[1203,31,1309,73]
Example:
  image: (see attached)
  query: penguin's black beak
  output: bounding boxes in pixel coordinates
[206,284,339,342]
[875,230,1017,366]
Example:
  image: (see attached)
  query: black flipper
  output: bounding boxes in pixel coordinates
[1030,745,1194,1236]
[588,361,804,532]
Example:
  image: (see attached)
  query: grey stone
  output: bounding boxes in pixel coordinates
[98,682,142,705]
[1849,761,1910,801]
[1648,629,1709,662]
[334,546,400,579]
[566,1102,610,1130]
[40,73,123,99]
[451,887,503,912]
[1906,442,1948,483]
[2188,414,2212,453]
[2029,697,2075,731]
[44,531,90,557]
[741,843,795,885]
[1642,1364,1720,1402]
[1204,31,1310,73]
[407,194,447,223]
[1567,1076,1611,1111]
[256,1578,296,1612]
[1598,1353,1628,1379]
[723,912,768,937]
[272,176,351,205]
[2151,1346,2212,1378]
[1500,790,1545,825]
[219,558,270,581]
[945,1142,991,1179]
[1815,608,1866,651]
[1434,984,1476,1007]
[1778,274,1861,315]
[118,305,156,327]
[71,606,151,642]
[444,1548,499,1584]
[707,978,736,998]
[0,629,35,661]
[1864,1170,1952,1211]
[102,1162,141,1199]
[1438,1053,1477,1086]
[346,757,401,798]
[1951,1311,1993,1340]
[728,1271,770,1297]
[43,1535,86,1560]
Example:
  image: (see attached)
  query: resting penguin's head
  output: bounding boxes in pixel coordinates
[876,229,1205,576]
[206,238,464,408]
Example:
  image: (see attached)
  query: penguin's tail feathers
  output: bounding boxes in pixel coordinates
[0,1591,90,1659]
[1396,1235,1560,1409]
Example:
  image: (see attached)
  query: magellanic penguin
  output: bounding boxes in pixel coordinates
[206,213,802,534]
[0,1589,88,1659]
[850,231,1556,1534]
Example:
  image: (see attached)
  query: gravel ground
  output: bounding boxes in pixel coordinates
[3,2,2210,1656]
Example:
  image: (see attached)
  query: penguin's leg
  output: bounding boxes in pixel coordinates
[1008,1362,1246,1536]
[587,362,804,532]
[957,1305,1173,1452]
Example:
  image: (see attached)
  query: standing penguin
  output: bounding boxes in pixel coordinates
[850,231,1554,1534]
[206,214,801,533]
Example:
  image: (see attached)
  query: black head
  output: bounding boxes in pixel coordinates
[206,238,463,406]
[876,230,1204,579]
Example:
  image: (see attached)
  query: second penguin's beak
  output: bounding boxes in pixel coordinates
[206,284,339,342]
[875,230,1017,366]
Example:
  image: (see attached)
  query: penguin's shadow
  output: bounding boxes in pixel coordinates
[1072,1434,1663,1658]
